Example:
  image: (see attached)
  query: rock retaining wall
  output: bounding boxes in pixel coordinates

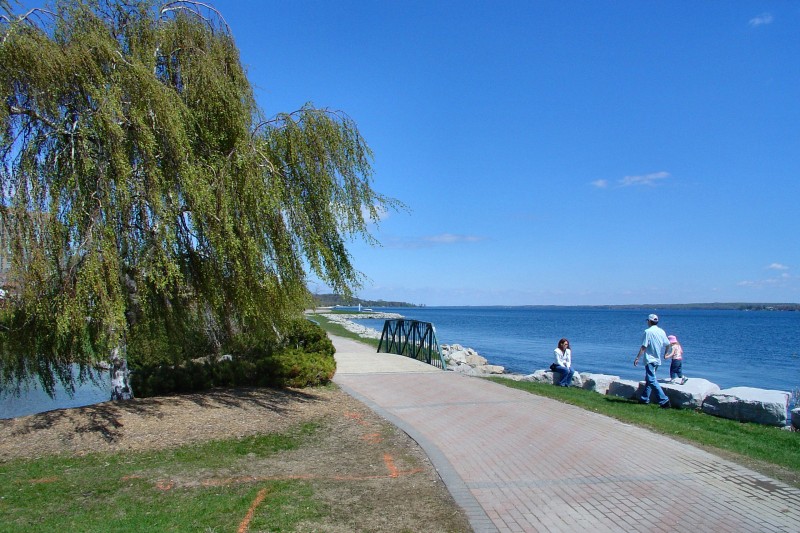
[701,387,790,427]
[503,369,793,428]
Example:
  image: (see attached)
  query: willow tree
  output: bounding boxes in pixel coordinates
[0,0,397,398]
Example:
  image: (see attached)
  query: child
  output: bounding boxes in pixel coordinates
[664,335,687,385]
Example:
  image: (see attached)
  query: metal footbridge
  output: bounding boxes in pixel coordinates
[377,319,447,370]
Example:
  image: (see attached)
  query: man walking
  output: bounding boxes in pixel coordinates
[633,314,671,408]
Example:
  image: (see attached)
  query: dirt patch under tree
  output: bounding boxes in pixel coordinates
[0,386,472,532]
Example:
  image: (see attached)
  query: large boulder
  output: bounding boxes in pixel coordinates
[538,369,584,388]
[792,408,800,431]
[499,373,527,382]
[581,373,619,395]
[520,370,553,384]
[607,379,639,400]
[569,371,584,388]
[518,369,581,386]
[701,387,790,426]
[442,344,501,375]
[465,352,489,367]
[451,364,479,376]
[442,345,468,366]
[480,364,505,374]
[659,378,720,409]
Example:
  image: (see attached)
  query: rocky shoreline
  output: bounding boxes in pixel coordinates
[317,311,799,430]
[316,311,507,375]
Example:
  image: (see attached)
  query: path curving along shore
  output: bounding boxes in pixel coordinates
[330,333,800,533]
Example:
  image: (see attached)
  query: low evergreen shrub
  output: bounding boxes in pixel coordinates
[130,319,336,396]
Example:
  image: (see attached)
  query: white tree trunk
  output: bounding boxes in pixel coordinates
[110,346,134,400]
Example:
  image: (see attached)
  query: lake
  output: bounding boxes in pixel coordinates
[3,306,798,419]
[353,306,800,393]
[1,366,111,419]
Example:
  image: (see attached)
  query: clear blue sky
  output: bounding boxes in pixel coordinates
[18,0,794,306]
[206,0,798,306]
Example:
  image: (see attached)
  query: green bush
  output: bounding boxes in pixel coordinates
[253,347,336,388]
[130,319,336,397]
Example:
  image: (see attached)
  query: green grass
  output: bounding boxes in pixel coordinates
[488,377,800,480]
[0,422,325,533]
[309,313,381,349]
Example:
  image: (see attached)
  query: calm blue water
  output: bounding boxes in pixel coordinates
[0,366,111,419]
[3,307,798,419]
[354,307,800,393]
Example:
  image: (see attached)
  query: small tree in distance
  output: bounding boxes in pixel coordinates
[0,0,400,397]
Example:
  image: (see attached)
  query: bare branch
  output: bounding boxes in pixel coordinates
[8,105,60,132]
[159,1,231,35]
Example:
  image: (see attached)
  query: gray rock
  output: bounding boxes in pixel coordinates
[499,373,528,382]
[541,368,583,388]
[660,378,720,409]
[792,408,800,431]
[581,373,619,395]
[702,387,790,426]
[445,349,468,365]
[465,352,489,366]
[521,370,553,384]
[607,379,640,400]
[451,364,479,376]
[479,364,505,375]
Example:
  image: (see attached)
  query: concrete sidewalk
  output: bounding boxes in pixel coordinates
[331,334,800,533]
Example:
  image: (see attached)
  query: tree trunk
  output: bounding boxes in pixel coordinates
[110,345,134,400]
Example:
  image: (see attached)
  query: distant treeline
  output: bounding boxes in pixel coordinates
[311,295,799,311]
[599,303,800,312]
[520,303,800,312]
[312,293,421,308]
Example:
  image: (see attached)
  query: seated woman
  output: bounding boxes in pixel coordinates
[553,338,575,387]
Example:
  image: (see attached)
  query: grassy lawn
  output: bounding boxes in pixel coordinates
[309,313,381,349]
[0,424,323,532]
[488,377,800,487]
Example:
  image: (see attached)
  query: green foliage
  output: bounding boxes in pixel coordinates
[0,0,399,393]
[309,313,381,349]
[131,319,336,396]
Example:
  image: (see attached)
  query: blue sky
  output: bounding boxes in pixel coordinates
[204,0,799,306]
[17,0,794,306]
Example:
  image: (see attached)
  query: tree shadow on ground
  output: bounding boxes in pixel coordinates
[3,386,323,443]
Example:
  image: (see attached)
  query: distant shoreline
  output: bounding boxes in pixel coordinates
[371,303,800,312]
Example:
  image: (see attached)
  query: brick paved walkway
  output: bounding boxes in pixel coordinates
[331,335,800,533]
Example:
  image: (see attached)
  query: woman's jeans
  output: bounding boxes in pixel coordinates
[554,364,574,386]
[669,359,683,380]
[640,363,669,405]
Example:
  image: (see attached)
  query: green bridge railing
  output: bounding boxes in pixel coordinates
[377,319,447,370]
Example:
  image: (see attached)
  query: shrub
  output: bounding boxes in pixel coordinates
[130,319,336,397]
[253,347,336,388]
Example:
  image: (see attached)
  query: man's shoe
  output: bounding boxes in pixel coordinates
[659,401,671,409]
[681,377,688,385]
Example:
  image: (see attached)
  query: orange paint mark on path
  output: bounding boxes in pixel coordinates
[344,411,369,425]
[155,479,174,491]
[237,487,269,533]
[384,453,399,478]
[28,476,59,484]
[361,432,383,444]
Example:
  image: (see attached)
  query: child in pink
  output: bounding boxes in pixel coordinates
[664,335,687,385]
